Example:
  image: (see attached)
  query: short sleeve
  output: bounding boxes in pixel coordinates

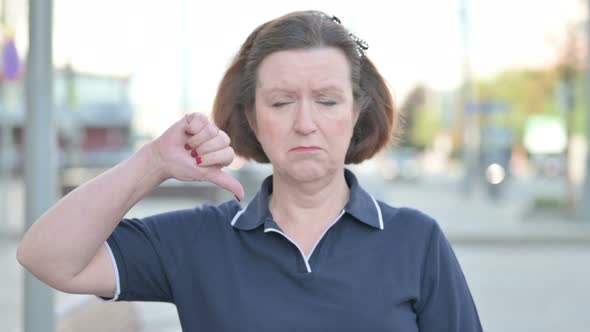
[415,223,483,331]
[100,208,201,303]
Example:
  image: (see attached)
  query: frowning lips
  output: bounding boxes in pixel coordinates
[290,146,322,152]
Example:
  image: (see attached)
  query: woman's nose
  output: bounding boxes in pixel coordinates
[293,100,317,135]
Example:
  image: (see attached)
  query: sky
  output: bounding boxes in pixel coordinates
[6,0,588,136]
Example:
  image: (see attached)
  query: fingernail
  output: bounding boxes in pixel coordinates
[191,149,199,158]
[196,156,202,165]
[184,143,191,150]
[234,195,241,202]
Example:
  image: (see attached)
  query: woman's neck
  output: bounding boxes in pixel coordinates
[269,169,350,230]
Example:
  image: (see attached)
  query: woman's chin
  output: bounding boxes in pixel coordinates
[282,163,334,183]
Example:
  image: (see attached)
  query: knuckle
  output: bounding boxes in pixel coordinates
[207,123,218,136]
[191,113,206,128]
[184,113,192,124]
[194,112,206,122]
[227,149,235,163]
[221,131,231,145]
[187,135,198,146]
[189,122,200,133]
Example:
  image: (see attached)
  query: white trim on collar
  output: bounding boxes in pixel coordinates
[230,207,247,227]
[370,195,384,230]
[263,209,346,273]
[264,228,312,272]
[305,209,346,260]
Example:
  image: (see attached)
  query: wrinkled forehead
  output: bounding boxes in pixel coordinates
[255,47,353,93]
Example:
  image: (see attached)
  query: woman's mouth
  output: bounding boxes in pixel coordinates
[291,146,321,152]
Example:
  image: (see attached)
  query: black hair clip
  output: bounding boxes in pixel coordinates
[330,15,369,57]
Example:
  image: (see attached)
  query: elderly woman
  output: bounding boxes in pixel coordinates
[17,10,482,331]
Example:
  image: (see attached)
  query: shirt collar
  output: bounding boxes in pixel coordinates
[343,169,384,230]
[230,169,384,231]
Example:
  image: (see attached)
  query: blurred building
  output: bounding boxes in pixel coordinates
[0,67,134,174]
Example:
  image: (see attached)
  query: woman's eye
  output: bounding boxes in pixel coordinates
[272,102,291,108]
[318,100,337,106]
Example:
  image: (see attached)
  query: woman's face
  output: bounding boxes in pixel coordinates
[253,47,358,182]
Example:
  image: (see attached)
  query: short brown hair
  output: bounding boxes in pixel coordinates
[212,10,398,164]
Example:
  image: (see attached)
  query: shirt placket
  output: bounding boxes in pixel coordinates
[263,210,345,273]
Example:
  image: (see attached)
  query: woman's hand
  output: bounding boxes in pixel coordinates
[149,112,244,201]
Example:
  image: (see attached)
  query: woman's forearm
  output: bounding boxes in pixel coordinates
[17,143,167,286]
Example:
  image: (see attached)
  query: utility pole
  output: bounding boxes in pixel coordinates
[23,0,56,331]
[561,28,578,215]
[0,0,14,235]
[460,0,479,195]
[180,0,190,117]
[581,0,590,221]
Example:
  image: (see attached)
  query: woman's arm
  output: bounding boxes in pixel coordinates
[16,144,165,297]
[415,222,483,331]
[16,113,243,298]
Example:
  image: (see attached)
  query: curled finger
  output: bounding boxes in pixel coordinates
[189,130,230,156]
[195,146,234,168]
[187,122,220,149]
[184,113,208,136]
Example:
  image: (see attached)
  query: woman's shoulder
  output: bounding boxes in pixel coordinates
[375,200,442,240]
[195,199,243,222]
[123,200,243,236]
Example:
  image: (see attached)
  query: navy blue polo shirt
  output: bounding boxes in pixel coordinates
[102,169,482,331]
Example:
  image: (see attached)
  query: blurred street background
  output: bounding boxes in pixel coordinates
[2,0,590,331]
